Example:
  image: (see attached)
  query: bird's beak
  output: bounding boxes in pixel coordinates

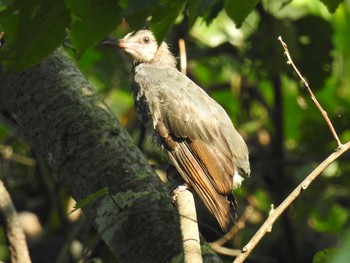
[102,38,118,46]
[102,38,126,49]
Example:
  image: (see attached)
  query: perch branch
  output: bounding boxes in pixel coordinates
[278,36,342,148]
[175,39,201,262]
[176,189,203,263]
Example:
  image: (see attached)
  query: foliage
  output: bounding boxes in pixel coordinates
[68,187,109,214]
[0,0,344,69]
[224,0,260,27]
[1,0,350,262]
[66,0,122,57]
[313,248,336,263]
[0,0,255,70]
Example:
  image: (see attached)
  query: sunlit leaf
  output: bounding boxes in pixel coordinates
[313,248,337,263]
[309,204,349,234]
[224,0,260,28]
[330,230,350,263]
[319,0,343,13]
[69,187,109,214]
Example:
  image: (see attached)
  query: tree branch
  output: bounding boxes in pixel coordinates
[0,49,183,262]
[210,206,254,257]
[233,141,350,263]
[176,190,203,263]
[0,180,32,263]
[278,36,342,148]
[232,36,348,263]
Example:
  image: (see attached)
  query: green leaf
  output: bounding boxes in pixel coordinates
[310,203,349,234]
[0,0,70,71]
[313,248,337,263]
[124,0,185,43]
[69,187,109,214]
[65,0,122,56]
[187,0,222,26]
[319,0,343,13]
[124,0,186,42]
[124,0,157,29]
[224,0,260,28]
[150,0,186,44]
[330,230,350,263]
[294,15,333,90]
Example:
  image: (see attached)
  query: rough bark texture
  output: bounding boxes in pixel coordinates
[0,49,183,262]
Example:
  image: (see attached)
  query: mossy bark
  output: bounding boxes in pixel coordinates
[0,49,183,262]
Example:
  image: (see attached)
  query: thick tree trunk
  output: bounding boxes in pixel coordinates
[0,49,183,262]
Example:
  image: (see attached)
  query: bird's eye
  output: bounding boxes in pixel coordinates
[143,37,150,44]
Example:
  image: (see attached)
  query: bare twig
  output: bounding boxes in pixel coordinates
[210,206,254,255]
[0,145,37,166]
[0,180,32,263]
[179,38,187,75]
[209,206,254,258]
[0,31,4,47]
[176,189,203,263]
[233,141,350,263]
[232,37,348,263]
[278,36,343,148]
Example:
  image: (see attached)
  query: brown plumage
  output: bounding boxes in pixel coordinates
[112,30,250,230]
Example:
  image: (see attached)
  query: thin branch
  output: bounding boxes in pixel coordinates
[209,206,254,258]
[0,180,32,263]
[0,31,4,47]
[210,206,254,248]
[233,139,350,263]
[179,38,187,75]
[232,37,348,263]
[277,36,343,148]
[176,189,203,263]
[175,41,201,262]
[0,145,37,166]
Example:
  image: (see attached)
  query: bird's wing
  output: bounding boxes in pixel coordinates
[151,67,250,186]
[168,138,232,230]
[143,66,249,230]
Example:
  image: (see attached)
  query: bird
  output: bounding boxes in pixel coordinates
[107,29,250,231]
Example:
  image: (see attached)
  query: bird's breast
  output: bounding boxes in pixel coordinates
[131,72,166,148]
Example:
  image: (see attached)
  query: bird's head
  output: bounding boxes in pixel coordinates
[104,30,176,67]
[117,30,159,63]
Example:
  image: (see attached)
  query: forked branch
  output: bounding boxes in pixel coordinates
[233,36,348,263]
[233,142,350,263]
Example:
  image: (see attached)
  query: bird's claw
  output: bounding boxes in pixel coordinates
[171,184,189,203]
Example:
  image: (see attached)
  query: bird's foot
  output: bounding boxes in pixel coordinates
[171,184,190,203]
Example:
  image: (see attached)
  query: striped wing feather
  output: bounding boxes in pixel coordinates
[151,68,242,229]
